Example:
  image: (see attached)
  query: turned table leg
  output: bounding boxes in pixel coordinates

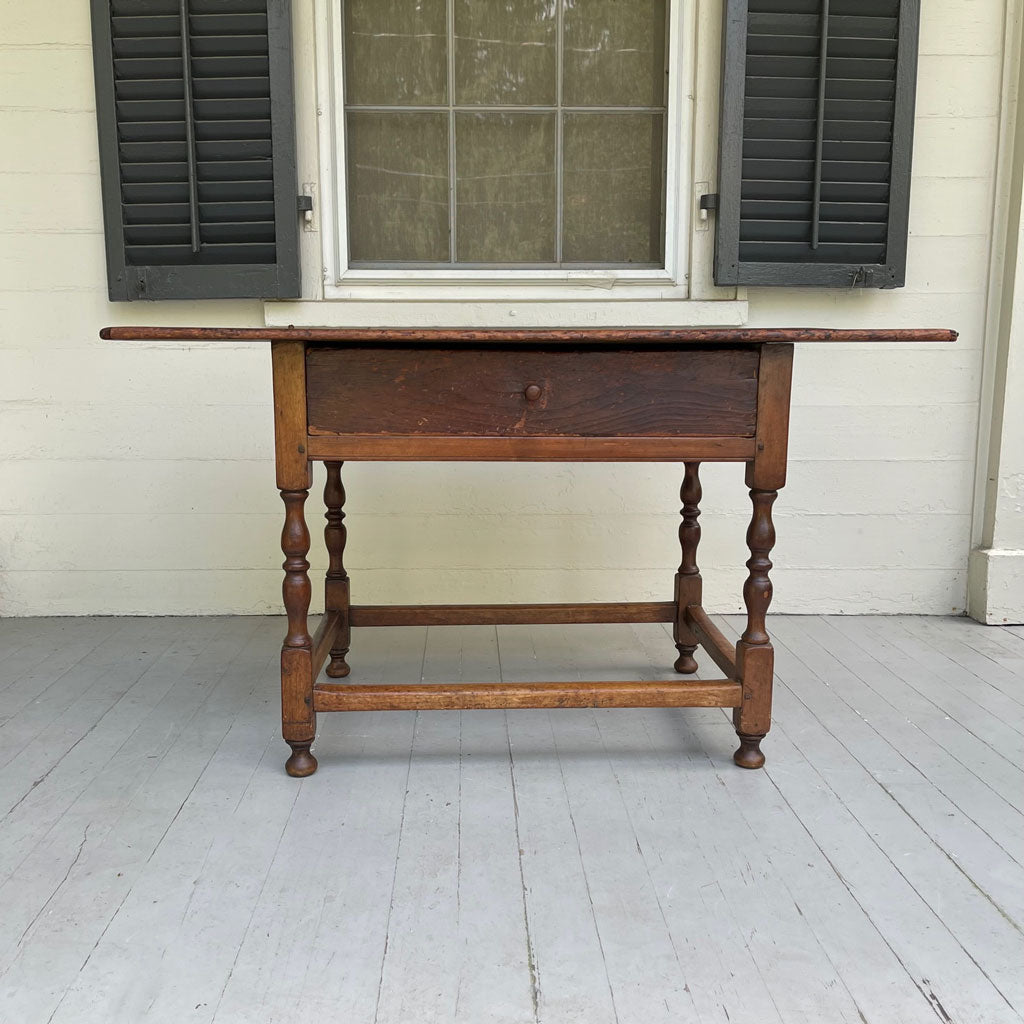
[733,487,777,769]
[281,487,317,777]
[673,462,702,673]
[324,461,351,678]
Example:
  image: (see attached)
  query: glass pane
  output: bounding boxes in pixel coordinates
[344,0,447,105]
[456,113,556,262]
[563,0,667,107]
[347,112,450,262]
[562,112,663,264]
[454,0,556,105]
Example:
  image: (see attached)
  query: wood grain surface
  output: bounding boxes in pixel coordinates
[312,678,742,711]
[304,434,756,461]
[305,346,759,438]
[348,601,677,626]
[100,326,959,344]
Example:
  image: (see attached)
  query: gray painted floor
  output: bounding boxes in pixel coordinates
[0,614,1022,1024]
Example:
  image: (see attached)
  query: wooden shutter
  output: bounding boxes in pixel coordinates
[714,0,919,288]
[90,0,300,300]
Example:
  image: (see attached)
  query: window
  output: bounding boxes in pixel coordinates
[89,0,922,301]
[342,0,668,268]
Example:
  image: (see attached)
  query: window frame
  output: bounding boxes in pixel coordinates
[310,0,697,303]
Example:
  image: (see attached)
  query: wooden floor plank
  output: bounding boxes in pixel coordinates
[372,707,463,1024]
[760,615,1024,865]
[882,615,1024,720]
[0,617,247,905]
[755,619,1024,1016]
[371,625,535,1024]
[0,620,279,1023]
[690,720,948,1024]
[507,624,708,1024]
[557,622,794,1024]
[1,614,1022,1024]
[0,616,140,736]
[634,625,901,1024]
[598,718,824,1024]
[326,623,467,1024]
[713,617,1024,1024]
[908,616,1024,698]
[638,618,950,1024]
[216,713,420,1023]
[0,618,189,834]
[792,617,1024,927]
[425,628,538,1024]
[756,728,1020,1024]
[0,618,122,697]
[500,625,621,1024]
[939,617,1024,659]
[215,625,428,1024]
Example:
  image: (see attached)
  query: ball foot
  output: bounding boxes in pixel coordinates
[325,653,350,678]
[285,742,318,777]
[674,644,698,674]
[733,733,766,769]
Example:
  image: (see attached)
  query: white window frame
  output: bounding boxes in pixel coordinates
[268,0,746,326]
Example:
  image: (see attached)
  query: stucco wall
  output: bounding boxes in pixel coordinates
[0,0,1005,616]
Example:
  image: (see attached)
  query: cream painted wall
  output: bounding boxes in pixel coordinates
[0,0,1007,616]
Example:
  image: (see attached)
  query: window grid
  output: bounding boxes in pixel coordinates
[554,0,564,264]
[342,0,669,269]
[446,0,457,263]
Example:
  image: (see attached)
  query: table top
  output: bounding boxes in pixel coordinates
[100,326,959,345]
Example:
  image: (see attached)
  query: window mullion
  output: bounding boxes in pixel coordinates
[447,0,457,263]
[555,0,564,264]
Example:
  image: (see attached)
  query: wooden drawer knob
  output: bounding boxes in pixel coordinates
[523,383,543,402]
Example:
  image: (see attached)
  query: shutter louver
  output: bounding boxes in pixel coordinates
[714,0,919,288]
[91,0,300,300]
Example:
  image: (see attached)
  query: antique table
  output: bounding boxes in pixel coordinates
[101,326,956,776]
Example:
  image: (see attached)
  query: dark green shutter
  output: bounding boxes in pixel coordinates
[714,0,919,288]
[91,0,300,301]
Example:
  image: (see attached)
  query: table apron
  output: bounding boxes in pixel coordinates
[305,435,756,461]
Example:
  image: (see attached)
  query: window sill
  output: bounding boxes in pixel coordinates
[264,297,749,329]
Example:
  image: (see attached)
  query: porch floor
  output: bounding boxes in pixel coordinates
[1,614,1022,1024]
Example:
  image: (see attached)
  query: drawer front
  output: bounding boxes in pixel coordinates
[305,346,759,438]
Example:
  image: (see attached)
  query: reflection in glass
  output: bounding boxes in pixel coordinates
[456,113,556,262]
[344,0,448,105]
[454,0,557,105]
[347,112,450,262]
[563,113,663,263]
[341,0,669,266]
[563,0,667,107]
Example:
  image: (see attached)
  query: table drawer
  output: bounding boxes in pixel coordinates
[305,346,759,438]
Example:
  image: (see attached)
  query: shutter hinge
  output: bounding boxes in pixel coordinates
[699,193,719,219]
[695,185,717,233]
[298,184,317,232]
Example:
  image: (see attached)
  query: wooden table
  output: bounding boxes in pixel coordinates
[102,326,956,777]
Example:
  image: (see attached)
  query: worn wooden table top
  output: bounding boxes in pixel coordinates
[100,326,959,345]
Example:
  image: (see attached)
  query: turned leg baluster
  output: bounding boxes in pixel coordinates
[673,462,702,674]
[324,461,351,678]
[733,487,777,769]
[281,487,317,777]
